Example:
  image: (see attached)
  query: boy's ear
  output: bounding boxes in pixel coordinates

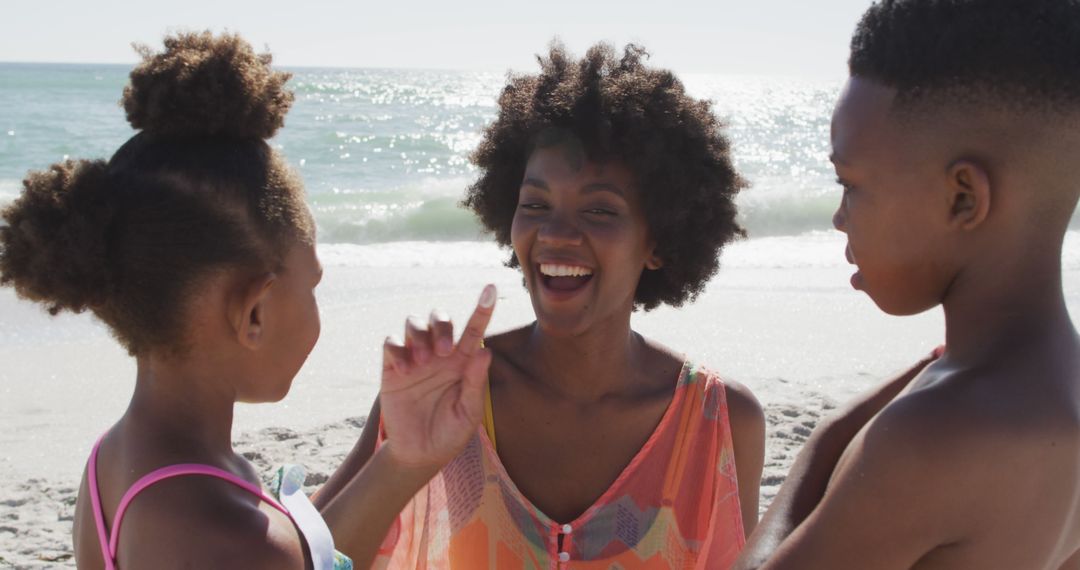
[230,273,277,350]
[945,159,992,231]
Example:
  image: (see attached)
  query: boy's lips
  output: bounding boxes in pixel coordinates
[844,245,863,290]
[838,243,864,289]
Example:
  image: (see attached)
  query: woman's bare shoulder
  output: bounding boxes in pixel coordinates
[484,324,533,352]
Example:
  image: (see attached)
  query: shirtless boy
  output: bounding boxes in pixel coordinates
[737,1,1080,568]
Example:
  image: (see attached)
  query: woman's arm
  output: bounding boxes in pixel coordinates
[726,380,766,536]
[318,437,444,568]
[312,398,381,511]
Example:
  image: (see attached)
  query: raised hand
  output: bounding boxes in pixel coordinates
[378,285,496,469]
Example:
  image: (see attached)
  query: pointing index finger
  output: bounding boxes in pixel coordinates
[457,284,496,357]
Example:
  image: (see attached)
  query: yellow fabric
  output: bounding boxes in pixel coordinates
[478,339,496,450]
[482,381,496,450]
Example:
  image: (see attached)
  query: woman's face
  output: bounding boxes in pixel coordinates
[511,144,660,337]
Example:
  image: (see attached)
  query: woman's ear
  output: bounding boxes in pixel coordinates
[946,159,992,231]
[230,273,277,350]
[645,246,664,271]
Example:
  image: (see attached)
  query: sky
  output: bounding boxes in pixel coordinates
[2,0,873,77]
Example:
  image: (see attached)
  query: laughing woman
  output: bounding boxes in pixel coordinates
[319,42,765,569]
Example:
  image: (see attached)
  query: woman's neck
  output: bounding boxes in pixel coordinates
[522,313,650,403]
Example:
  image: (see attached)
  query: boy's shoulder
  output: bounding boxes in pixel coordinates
[861,361,1080,484]
[885,356,1080,448]
[814,361,1080,566]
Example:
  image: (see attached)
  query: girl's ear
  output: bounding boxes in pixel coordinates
[230,273,277,350]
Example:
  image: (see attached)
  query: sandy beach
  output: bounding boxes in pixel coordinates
[4,232,1074,568]
[0,399,839,568]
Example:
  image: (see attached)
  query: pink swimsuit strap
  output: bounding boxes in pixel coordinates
[87,433,292,570]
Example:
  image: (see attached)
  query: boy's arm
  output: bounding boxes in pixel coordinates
[737,352,938,568]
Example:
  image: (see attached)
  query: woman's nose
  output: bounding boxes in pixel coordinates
[538,215,583,247]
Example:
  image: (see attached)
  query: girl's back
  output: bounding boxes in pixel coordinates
[73,428,309,569]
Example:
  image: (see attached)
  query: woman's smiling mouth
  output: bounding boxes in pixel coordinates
[538,263,594,295]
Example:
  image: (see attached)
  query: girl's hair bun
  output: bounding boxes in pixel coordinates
[122,31,294,140]
[0,159,113,315]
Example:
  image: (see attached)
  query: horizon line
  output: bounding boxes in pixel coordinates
[0,59,845,81]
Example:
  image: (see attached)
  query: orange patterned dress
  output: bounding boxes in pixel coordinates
[374,362,745,569]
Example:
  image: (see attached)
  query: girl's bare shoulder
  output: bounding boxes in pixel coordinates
[112,475,307,569]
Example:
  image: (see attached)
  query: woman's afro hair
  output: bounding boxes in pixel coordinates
[463,42,746,310]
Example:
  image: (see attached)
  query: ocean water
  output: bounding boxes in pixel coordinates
[0,62,844,244]
[6,63,1080,498]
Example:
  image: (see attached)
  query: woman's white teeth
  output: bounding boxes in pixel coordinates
[540,264,593,277]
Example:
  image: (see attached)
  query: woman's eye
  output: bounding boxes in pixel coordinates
[519,202,547,210]
[585,208,617,216]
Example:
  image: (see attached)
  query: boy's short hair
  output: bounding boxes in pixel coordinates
[850,0,1080,113]
[464,42,746,310]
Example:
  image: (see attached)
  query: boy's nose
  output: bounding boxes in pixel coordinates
[538,216,583,247]
[832,205,847,233]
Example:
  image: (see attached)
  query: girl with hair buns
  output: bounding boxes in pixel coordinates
[0,32,495,569]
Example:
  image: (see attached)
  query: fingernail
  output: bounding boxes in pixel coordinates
[479,284,496,308]
[438,338,453,355]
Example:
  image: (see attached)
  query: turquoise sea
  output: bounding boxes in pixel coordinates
[0,62,844,243]
[7,61,1080,570]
